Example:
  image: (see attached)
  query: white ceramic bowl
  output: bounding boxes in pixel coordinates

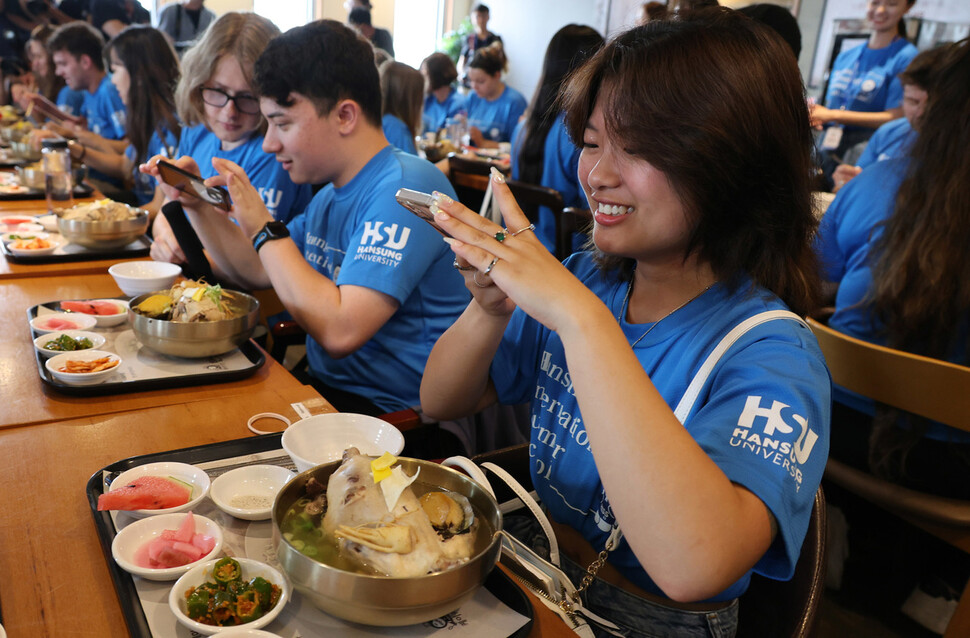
[58,298,129,327]
[30,312,98,334]
[0,214,37,229]
[108,261,181,298]
[217,630,283,638]
[169,558,290,635]
[35,213,58,232]
[104,461,211,518]
[210,465,295,521]
[45,349,122,385]
[111,512,224,581]
[1,230,48,243]
[6,234,57,255]
[34,330,106,359]
[281,413,405,473]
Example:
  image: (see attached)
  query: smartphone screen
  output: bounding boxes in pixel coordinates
[395,188,450,237]
[156,160,232,212]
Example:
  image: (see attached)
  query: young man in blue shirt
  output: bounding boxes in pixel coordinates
[144,20,468,415]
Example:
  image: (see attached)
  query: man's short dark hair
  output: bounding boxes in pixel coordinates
[48,21,106,70]
[254,19,382,127]
[472,3,489,14]
[347,7,371,26]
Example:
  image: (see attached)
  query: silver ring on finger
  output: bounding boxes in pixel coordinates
[507,223,536,237]
[453,258,475,271]
[484,257,499,276]
[473,270,490,288]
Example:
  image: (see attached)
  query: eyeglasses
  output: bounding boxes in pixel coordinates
[200,87,261,115]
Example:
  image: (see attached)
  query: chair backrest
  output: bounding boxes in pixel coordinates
[737,488,827,638]
[806,317,970,430]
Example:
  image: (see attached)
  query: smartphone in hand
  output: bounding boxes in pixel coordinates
[395,188,450,236]
[156,159,232,212]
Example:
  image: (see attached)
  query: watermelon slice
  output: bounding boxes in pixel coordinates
[61,300,123,316]
[97,475,192,511]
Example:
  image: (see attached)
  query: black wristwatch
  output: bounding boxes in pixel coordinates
[252,220,290,253]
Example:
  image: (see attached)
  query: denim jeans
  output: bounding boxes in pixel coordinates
[504,514,739,638]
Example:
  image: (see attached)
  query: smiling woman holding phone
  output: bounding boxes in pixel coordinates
[421,10,830,636]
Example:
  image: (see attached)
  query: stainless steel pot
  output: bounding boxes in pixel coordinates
[126,289,260,358]
[57,206,149,249]
[273,458,502,626]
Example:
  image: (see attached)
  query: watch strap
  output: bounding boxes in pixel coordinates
[252,221,289,253]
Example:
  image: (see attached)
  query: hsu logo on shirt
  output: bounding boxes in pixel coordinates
[258,187,282,215]
[353,221,410,267]
[730,395,820,491]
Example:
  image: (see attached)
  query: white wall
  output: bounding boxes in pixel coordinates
[477,0,601,100]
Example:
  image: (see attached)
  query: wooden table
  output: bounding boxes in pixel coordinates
[0,390,572,638]
[1,272,307,429]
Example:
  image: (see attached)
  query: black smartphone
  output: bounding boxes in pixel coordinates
[156,159,232,212]
[395,187,450,236]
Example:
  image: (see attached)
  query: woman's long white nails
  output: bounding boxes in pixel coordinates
[490,166,506,184]
[430,191,453,215]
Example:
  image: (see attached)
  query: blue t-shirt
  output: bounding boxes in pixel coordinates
[82,74,126,140]
[422,88,467,134]
[855,117,915,169]
[815,159,970,442]
[466,85,527,143]
[55,85,86,118]
[178,124,312,224]
[491,254,830,601]
[824,38,918,132]
[288,145,469,412]
[511,114,586,255]
[382,114,417,155]
[125,128,178,205]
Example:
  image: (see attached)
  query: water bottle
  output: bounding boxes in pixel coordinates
[42,138,74,212]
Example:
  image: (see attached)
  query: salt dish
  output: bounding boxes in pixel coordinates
[209,465,295,521]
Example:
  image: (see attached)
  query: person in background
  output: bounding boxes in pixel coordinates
[348,7,393,57]
[14,24,84,115]
[142,19,468,416]
[810,0,917,191]
[737,3,801,58]
[814,39,969,635]
[379,60,422,155]
[638,1,668,23]
[421,10,828,635]
[156,0,216,56]
[510,24,602,255]
[64,26,180,209]
[420,51,465,135]
[150,12,313,264]
[458,3,501,86]
[465,42,525,147]
[830,45,941,192]
[90,0,151,39]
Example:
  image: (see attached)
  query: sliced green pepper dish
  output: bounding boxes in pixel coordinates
[183,558,281,627]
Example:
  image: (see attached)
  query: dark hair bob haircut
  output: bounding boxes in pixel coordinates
[422,51,458,91]
[562,9,820,316]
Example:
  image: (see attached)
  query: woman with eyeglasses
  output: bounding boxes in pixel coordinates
[151,12,312,264]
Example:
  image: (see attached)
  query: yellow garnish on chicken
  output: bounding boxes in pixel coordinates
[370,452,397,483]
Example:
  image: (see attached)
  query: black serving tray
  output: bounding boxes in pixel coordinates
[0,233,151,264]
[29,299,265,396]
[86,435,534,638]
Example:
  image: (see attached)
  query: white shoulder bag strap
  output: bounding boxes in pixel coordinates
[673,309,807,424]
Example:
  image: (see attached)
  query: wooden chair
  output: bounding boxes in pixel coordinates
[807,317,970,637]
[737,488,827,638]
[472,444,828,637]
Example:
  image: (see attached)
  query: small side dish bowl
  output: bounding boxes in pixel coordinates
[210,465,295,521]
[169,557,290,635]
[1,230,48,243]
[30,311,98,334]
[109,261,181,297]
[34,330,106,359]
[35,214,58,232]
[216,630,284,638]
[5,235,56,255]
[45,349,122,385]
[111,512,224,581]
[60,298,129,327]
[280,413,405,473]
[105,461,211,518]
